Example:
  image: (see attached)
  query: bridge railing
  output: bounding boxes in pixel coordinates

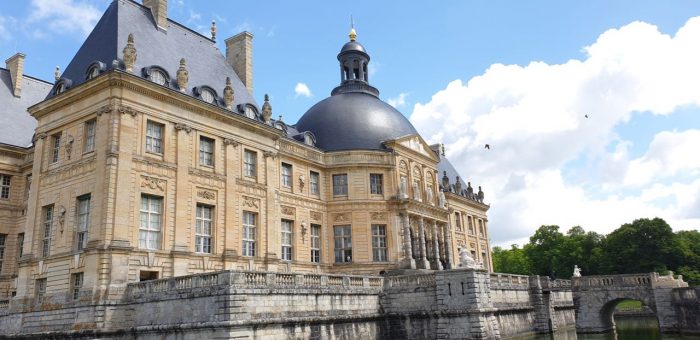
[572,272,688,289]
[490,273,529,290]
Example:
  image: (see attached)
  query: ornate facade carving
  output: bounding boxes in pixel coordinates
[263,151,277,159]
[261,94,272,123]
[196,189,216,200]
[174,123,192,134]
[370,212,386,221]
[223,77,234,110]
[118,105,137,117]
[122,33,137,72]
[334,213,349,223]
[96,105,113,116]
[223,138,239,147]
[399,160,408,173]
[242,196,259,209]
[281,205,295,216]
[310,211,322,221]
[176,58,188,93]
[64,134,74,159]
[141,175,166,192]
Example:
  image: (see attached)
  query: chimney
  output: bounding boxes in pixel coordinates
[225,32,253,95]
[143,0,168,31]
[5,53,25,98]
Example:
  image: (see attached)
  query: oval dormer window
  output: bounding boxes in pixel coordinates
[200,89,215,104]
[150,69,167,85]
[304,134,314,146]
[87,66,100,80]
[245,105,256,119]
[55,83,65,94]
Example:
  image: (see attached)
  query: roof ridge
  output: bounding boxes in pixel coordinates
[0,67,52,85]
[122,0,215,43]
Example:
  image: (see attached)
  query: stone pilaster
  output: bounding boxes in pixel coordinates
[223,139,239,266]
[417,217,430,269]
[399,213,416,269]
[432,220,443,270]
[443,222,453,269]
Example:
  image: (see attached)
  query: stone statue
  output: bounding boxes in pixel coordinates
[466,182,474,199]
[438,191,446,208]
[477,186,484,203]
[412,181,421,201]
[426,186,434,204]
[442,171,449,189]
[573,265,582,277]
[399,177,408,199]
[298,174,305,191]
[176,58,188,93]
[223,77,234,110]
[261,94,272,123]
[122,33,137,72]
[454,176,462,194]
[458,247,479,269]
[210,20,216,41]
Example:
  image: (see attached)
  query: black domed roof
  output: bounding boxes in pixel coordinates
[295,92,418,151]
[340,41,367,54]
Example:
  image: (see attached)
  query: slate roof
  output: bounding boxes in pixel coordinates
[52,0,257,111]
[0,68,52,147]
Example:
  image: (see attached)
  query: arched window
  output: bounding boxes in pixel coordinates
[245,105,256,119]
[200,89,215,103]
[55,83,65,94]
[149,69,167,85]
[87,66,100,80]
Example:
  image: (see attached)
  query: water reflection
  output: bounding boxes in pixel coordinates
[514,317,700,340]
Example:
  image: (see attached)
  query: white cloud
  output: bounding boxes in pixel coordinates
[187,9,201,24]
[387,93,409,108]
[28,0,102,38]
[294,82,313,98]
[410,17,700,245]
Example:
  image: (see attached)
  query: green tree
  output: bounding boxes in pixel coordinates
[600,218,677,274]
[524,225,565,278]
[559,226,604,276]
[492,244,531,275]
[674,230,700,286]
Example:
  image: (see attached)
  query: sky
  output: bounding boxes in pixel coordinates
[1,0,699,246]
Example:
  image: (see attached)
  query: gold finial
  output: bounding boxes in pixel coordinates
[349,15,356,41]
[211,20,217,41]
[54,66,61,81]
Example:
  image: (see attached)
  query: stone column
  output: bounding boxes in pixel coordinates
[417,217,430,269]
[223,139,239,267]
[358,61,365,82]
[400,213,416,269]
[432,220,443,270]
[443,222,454,269]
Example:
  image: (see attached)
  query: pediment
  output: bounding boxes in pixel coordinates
[388,134,438,161]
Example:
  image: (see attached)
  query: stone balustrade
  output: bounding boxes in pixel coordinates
[490,272,530,290]
[384,273,436,289]
[126,270,383,299]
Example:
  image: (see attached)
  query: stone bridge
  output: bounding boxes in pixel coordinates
[572,272,689,333]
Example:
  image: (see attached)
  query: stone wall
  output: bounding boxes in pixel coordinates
[672,287,700,335]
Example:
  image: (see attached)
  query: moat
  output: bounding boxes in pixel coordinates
[521,317,700,340]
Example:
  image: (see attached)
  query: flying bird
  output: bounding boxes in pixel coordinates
[585,114,589,118]
[484,144,490,150]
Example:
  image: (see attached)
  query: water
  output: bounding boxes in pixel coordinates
[516,317,700,340]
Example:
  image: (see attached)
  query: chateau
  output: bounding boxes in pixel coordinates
[0,0,491,303]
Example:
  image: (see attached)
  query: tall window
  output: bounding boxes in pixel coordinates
[479,220,485,237]
[370,174,383,195]
[16,232,24,261]
[199,137,214,167]
[42,205,54,258]
[332,174,348,196]
[139,195,162,250]
[84,119,96,152]
[468,216,474,235]
[244,150,257,178]
[281,220,293,261]
[71,272,83,300]
[0,234,6,273]
[50,134,61,163]
[455,212,462,232]
[309,171,319,195]
[281,163,292,187]
[372,225,387,262]
[310,224,321,263]
[195,205,213,253]
[35,278,47,300]
[76,195,91,251]
[334,225,352,263]
[0,174,10,200]
[242,212,256,257]
[145,121,164,154]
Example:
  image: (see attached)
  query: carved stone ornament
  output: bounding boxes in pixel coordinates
[399,160,408,173]
[263,151,277,159]
[438,191,446,209]
[54,66,61,81]
[122,33,137,73]
[334,213,349,223]
[197,189,216,200]
[298,174,305,191]
[210,20,217,41]
[281,205,295,216]
[64,134,74,160]
[223,138,239,147]
[426,185,434,204]
[33,132,47,143]
[174,123,192,134]
[141,175,166,192]
[96,105,113,116]
[223,77,234,110]
[261,94,272,123]
[58,205,67,229]
[412,181,421,201]
[242,196,259,209]
[176,58,189,93]
[310,211,322,221]
[117,105,137,117]
[370,212,386,221]
[399,176,408,199]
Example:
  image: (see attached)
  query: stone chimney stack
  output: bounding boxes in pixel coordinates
[143,0,168,31]
[5,53,25,98]
[225,32,253,95]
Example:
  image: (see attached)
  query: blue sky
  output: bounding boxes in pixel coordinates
[2,0,699,245]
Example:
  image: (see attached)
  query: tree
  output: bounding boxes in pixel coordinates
[492,244,531,275]
[524,225,565,278]
[600,218,677,274]
[674,230,700,286]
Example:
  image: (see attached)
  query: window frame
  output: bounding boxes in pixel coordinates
[50,133,61,164]
[83,119,97,153]
[243,149,257,178]
[281,163,293,188]
[371,224,388,262]
[333,225,352,263]
[370,173,383,195]
[0,234,6,274]
[35,278,47,300]
[42,204,54,258]
[0,174,10,200]
[145,120,164,155]
[332,174,348,196]
[139,195,163,250]
[199,136,215,167]
[71,272,83,300]
[149,69,167,85]
[281,219,293,261]
[242,211,256,257]
[309,171,319,195]
[310,224,321,263]
[76,195,91,251]
[195,204,213,254]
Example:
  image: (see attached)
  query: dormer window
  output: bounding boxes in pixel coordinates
[87,66,100,79]
[274,122,284,130]
[150,69,167,85]
[245,105,256,119]
[304,134,314,146]
[55,83,65,94]
[200,89,215,104]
